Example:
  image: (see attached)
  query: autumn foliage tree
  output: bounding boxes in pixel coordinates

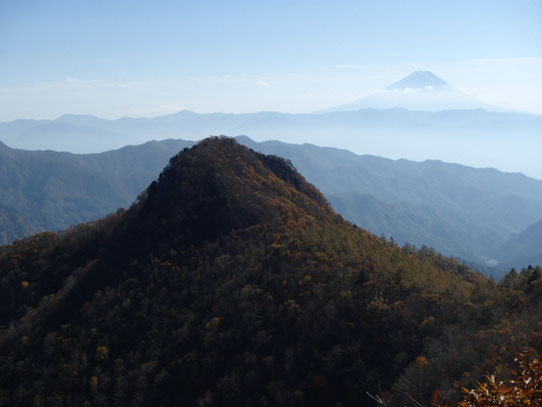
[434,350,541,407]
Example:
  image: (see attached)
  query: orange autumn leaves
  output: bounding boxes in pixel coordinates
[434,350,541,407]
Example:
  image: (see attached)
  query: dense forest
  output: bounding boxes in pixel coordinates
[0,137,540,406]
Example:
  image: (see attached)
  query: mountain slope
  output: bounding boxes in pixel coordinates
[0,202,43,245]
[0,137,540,407]
[236,137,542,268]
[0,139,193,242]
[494,219,542,269]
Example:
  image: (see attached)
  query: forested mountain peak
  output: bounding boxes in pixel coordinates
[123,136,332,255]
[146,135,330,219]
[0,137,540,407]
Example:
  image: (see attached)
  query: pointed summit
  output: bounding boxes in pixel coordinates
[125,136,331,253]
[386,71,449,90]
[321,70,502,112]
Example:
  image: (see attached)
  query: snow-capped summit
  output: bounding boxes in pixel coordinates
[322,71,502,113]
[386,71,449,90]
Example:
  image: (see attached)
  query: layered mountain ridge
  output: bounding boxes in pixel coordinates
[1,104,541,179]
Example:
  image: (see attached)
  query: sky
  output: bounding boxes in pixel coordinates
[0,0,541,120]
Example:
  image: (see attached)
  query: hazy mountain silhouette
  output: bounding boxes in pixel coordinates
[386,71,449,90]
[323,71,503,113]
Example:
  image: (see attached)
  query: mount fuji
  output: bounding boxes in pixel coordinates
[324,71,502,112]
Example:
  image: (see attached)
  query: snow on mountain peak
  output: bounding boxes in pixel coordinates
[386,71,449,91]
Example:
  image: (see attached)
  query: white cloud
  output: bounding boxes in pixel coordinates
[256,80,270,87]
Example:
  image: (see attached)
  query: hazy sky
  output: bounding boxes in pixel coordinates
[1,0,541,120]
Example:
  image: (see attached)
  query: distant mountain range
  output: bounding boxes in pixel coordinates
[1,92,541,178]
[1,137,540,277]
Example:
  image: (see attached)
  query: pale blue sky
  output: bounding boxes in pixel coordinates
[1,0,541,119]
